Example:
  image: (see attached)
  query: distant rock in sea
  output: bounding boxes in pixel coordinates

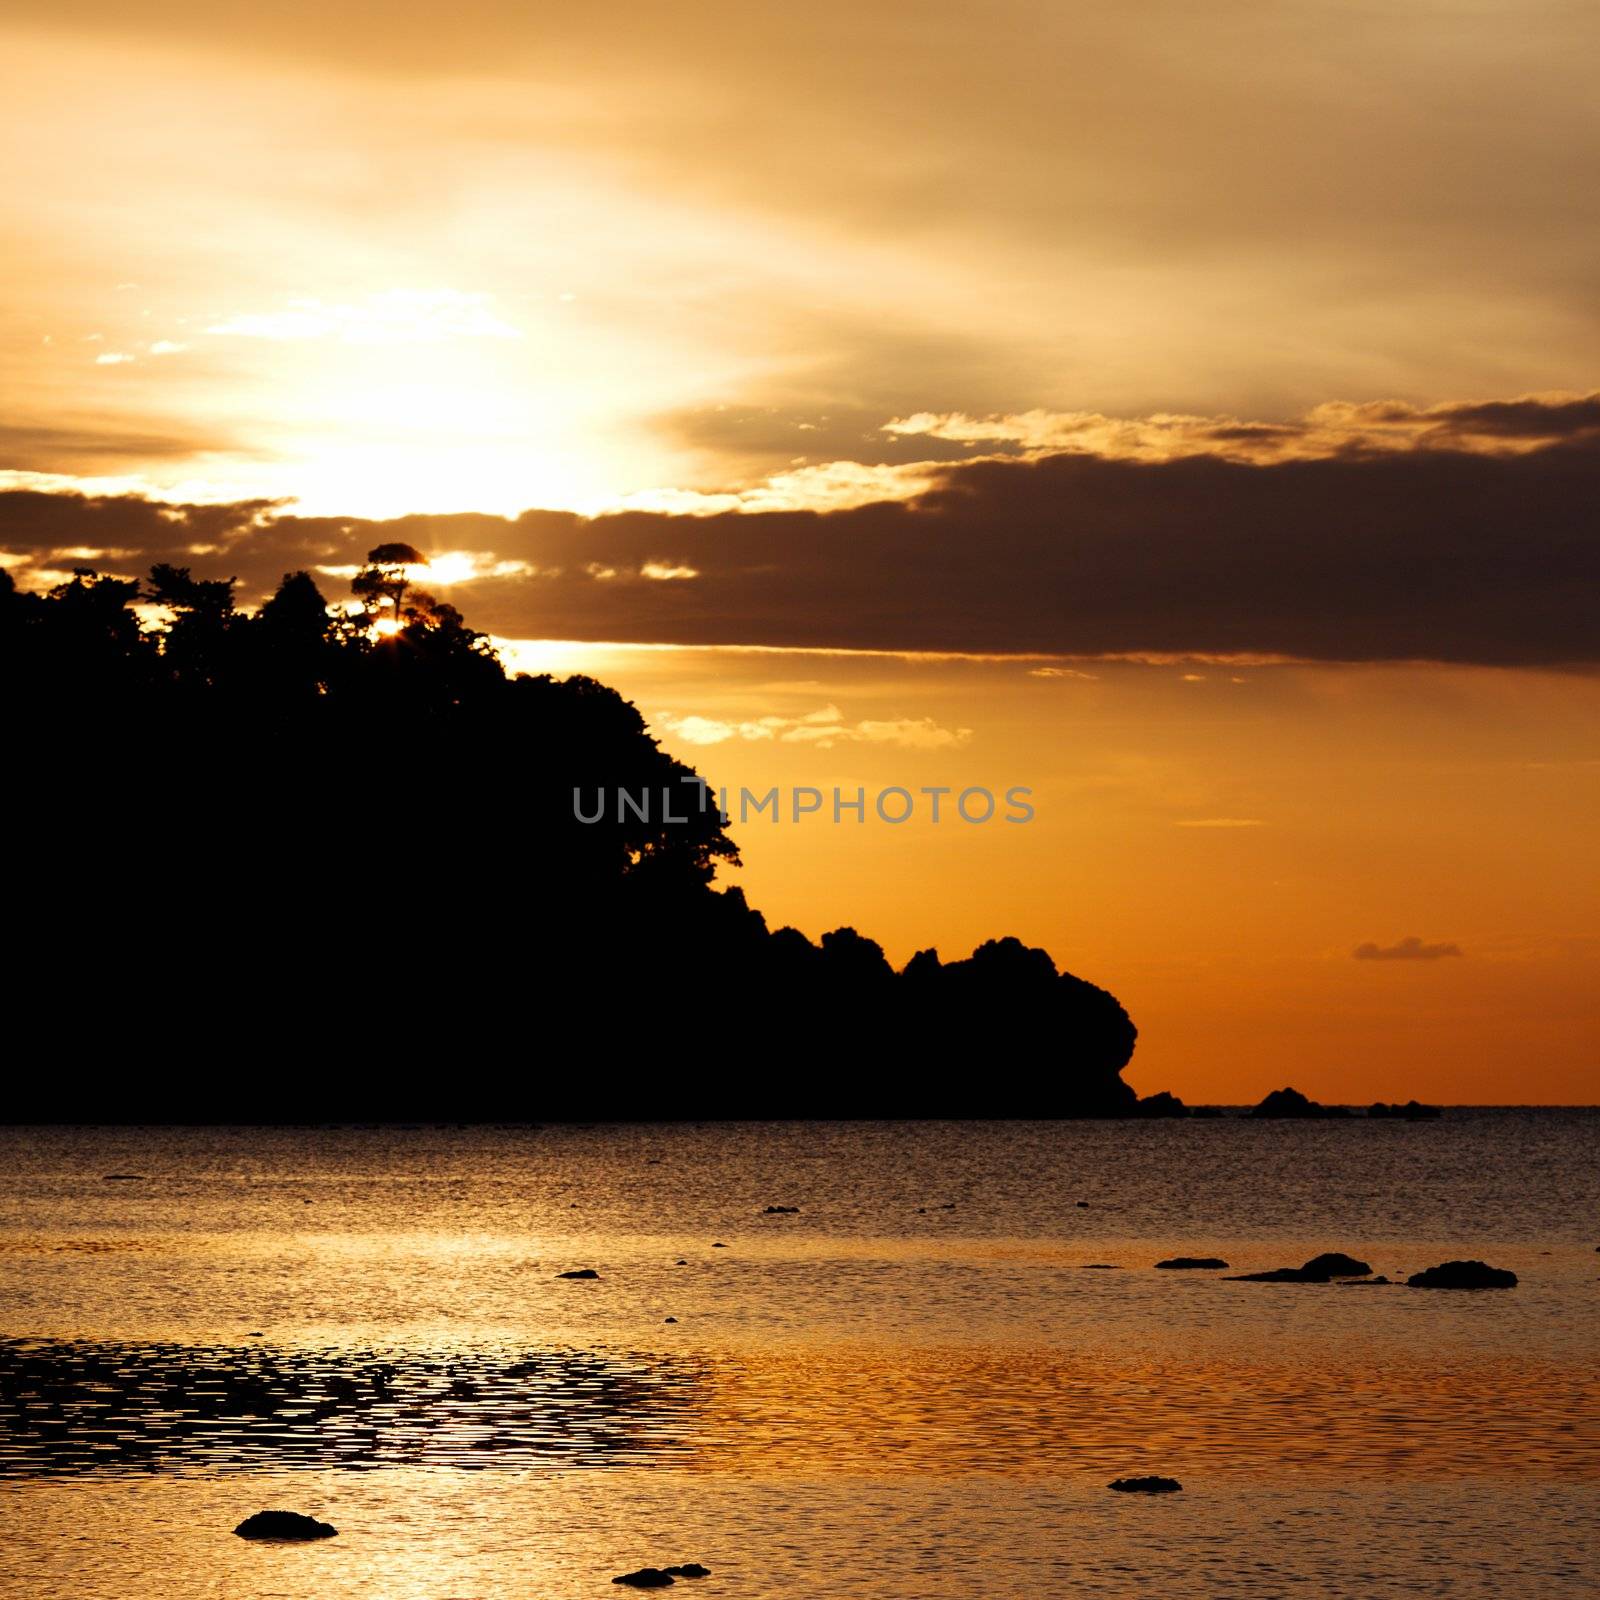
[1248,1087,1353,1119]
[234,1510,337,1540]
[1155,1257,1229,1270]
[1367,1100,1442,1119]
[102,1174,144,1181]
[611,1565,710,1586]
[1133,1091,1189,1118]
[1227,1251,1372,1282]
[1300,1252,1372,1277]
[1109,1475,1183,1493]
[557,1268,600,1280]
[762,1205,799,1214]
[1407,1260,1518,1289]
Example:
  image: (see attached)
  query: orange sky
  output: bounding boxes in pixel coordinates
[1,2,1596,1101]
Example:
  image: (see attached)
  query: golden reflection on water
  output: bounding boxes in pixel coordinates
[5,1118,1600,1600]
[9,1465,1598,1600]
[5,1336,1594,1483]
[691,1343,1600,1480]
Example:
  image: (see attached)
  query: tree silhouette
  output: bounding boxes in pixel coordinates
[351,542,425,636]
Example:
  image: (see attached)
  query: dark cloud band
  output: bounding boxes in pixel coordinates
[2,414,1596,666]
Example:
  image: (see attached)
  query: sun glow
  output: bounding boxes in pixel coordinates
[250,381,653,520]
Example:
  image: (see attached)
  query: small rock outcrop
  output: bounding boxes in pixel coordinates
[1109,1475,1182,1493]
[762,1205,799,1214]
[1367,1100,1441,1119]
[1155,1257,1229,1270]
[1227,1251,1372,1282]
[1300,1252,1372,1277]
[1407,1260,1518,1289]
[557,1269,600,1280]
[1249,1087,1352,1118]
[234,1510,338,1540]
[666,1565,711,1579]
[613,1570,677,1588]
[1133,1091,1189,1118]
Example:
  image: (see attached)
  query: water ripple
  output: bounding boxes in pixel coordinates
[0,1339,703,1478]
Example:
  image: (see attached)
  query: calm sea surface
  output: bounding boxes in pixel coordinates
[1,1116,1596,1598]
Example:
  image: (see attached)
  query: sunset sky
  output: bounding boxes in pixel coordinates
[3,1,1595,1101]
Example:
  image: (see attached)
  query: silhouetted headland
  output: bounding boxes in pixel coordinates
[2,551,1188,1122]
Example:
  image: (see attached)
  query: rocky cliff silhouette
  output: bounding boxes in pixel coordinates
[0,554,1173,1121]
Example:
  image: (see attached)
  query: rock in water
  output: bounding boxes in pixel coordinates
[1228,1251,1373,1282]
[1109,1475,1182,1493]
[1133,1090,1189,1118]
[763,1205,799,1214]
[1300,1252,1372,1277]
[234,1511,338,1540]
[1155,1257,1229,1270]
[1226,1267,1323,1282]
[1407,1260,1518,1289]
[1367,1100,1441,1119]
[557,1268,600,1279]
[665,1565,712,1578]
[1249,1086,1352,1118]
[613,1570,676,1587]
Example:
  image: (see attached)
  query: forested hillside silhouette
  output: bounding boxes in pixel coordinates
[1,549,1178,1119]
